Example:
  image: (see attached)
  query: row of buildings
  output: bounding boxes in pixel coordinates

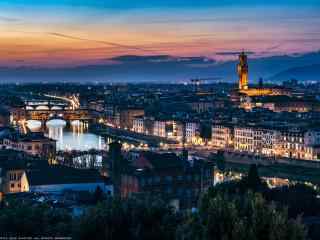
[0,127,56,159]
[132,116,202,144]
[212,123,320,161]
[88,99,204,145]
[239,95,320,112]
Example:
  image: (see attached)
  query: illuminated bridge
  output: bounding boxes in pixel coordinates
[23,98,91,122]
[25,99,70,111]
[26,109,91,122]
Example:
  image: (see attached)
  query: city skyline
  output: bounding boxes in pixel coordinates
[1,0,320,67]
[0,2,320,239]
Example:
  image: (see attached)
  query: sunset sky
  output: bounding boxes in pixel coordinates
[0,0,319,67]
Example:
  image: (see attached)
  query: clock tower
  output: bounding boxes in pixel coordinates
[237,51,249,90]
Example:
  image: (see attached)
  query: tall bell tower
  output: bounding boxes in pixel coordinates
[237,51,249,90]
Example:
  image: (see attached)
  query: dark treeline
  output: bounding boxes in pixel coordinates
[0,165,319,240]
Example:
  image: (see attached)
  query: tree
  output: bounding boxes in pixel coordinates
[200,124,212,141]
[243,164,265,192]
[74,197,180,240]
[176,213,205,240]
[0,175,313,240]
[215,151,226,173]
[181,192,307,240]
[109,141,124,197]
[93,186,105,204]
[264,183,320,218]
[0,200,72,237]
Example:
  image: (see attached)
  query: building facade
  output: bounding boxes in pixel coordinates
[132,116,145,133]
[233,125,320,161]
[278,129,320,161]
[211,124,233,149]
[2,132,56,159]
[120,108,145,130]
[185,122,200,144]
[153,120,166,138]
[120,152,213,210]
[5,169,29,193]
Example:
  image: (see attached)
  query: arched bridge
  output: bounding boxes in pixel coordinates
[25,99,70,111]
[26,108,91,122]
[24,99,91,122]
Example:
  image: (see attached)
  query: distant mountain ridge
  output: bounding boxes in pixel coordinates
[0,51,319,83]
[270,64,320,82]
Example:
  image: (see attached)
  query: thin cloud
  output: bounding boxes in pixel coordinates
[178,33,218,39]
[265,43,282,51]
[215,51,255,56]
[259,43,283,55]
[48,32,159,54]
[138,15,320,25]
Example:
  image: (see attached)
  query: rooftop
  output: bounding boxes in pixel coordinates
[26,166,104,186]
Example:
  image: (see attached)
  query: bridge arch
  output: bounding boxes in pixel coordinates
[46,119,67,127]
[26,120,42,130]
[71,120,81,126]
[36,105,50,110]
[51,106,63,110]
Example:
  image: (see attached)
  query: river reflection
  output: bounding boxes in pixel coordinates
[46,121,106,151]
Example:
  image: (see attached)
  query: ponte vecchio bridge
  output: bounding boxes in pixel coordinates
[23,97,91,122]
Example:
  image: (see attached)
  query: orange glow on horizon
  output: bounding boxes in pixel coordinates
[0,5,319,67]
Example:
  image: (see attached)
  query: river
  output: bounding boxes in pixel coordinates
[46,120,106,151]
[26,119,144,152]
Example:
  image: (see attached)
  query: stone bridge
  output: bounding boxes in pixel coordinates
[25,99,70,111]
[26,109,91,122]
[23,99,92,122]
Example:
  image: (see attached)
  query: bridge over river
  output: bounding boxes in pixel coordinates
[23,96,91,122]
